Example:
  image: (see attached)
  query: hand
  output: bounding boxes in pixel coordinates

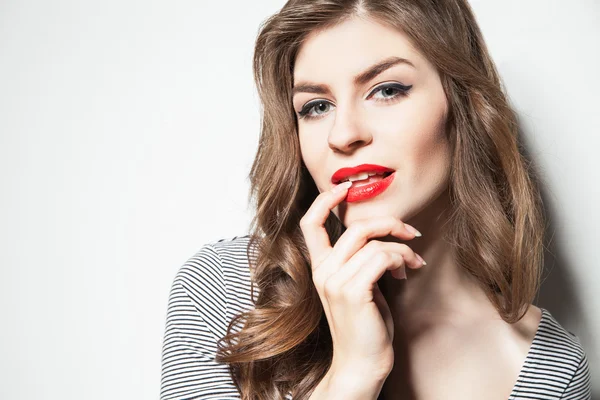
[299,181,425,382]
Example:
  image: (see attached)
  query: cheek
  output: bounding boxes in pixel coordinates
[299,132,326,191]
[406,115,451,189]
[383,95,450,185]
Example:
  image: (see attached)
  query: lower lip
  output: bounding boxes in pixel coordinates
[345,172,396,203]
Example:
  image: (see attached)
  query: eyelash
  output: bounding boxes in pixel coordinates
[297,83,413,121]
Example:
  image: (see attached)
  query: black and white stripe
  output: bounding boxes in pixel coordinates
[161,235,591,399]
[508,309,591,399]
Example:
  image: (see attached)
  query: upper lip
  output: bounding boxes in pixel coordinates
[331,163,395,184]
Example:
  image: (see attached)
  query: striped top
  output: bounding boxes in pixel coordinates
[161,235,592,400]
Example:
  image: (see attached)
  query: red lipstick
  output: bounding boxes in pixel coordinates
[331,164,394,183]
[331,163,396,203]
[346,172,395,202]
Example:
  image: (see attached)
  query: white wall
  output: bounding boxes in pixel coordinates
[0,1,597,399]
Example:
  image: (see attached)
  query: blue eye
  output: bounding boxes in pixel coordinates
[297,82,412,121]
[299,101,332,120]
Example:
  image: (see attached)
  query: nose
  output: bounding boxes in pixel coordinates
[327,105,373,153]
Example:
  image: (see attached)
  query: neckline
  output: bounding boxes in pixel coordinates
[507,307,548,399]
[372,308,550,400]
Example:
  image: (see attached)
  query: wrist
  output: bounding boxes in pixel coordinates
[324,367,387,399]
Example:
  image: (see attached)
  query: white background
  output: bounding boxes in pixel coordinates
[0,1,598,399]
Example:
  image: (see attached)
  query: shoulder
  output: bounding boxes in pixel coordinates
[209,234,256,276]
[522,306,591,397]
[172,234,258,333]
[175,234,254,288]
[536,307,586,358]
[511,304,586,359]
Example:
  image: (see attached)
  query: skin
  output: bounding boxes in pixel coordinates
[292,15,542,399]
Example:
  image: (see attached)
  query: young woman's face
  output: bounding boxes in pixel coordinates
[292,16,452,224]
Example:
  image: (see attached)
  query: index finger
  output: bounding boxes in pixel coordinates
[299,181,352,268]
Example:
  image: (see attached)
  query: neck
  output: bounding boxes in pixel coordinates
[378,188,494,335]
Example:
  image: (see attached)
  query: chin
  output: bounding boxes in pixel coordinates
[336,202,403,224]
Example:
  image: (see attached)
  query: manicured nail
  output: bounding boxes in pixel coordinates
[416,253,427,266]
[393,268,407,280]
[405,224,422,237]
[332,181,352,193]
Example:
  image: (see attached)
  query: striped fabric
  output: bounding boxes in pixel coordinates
[161,235,592,400]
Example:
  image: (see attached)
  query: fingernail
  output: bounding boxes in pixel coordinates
[405,224,422,237]
[416,253,427,266]
[393,268,407,280]
[332,181,352,193]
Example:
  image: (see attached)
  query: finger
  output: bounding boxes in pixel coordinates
[299,181,352,269]
[327,216,420,276]
[348,251,407,294]
[334,241,423,286]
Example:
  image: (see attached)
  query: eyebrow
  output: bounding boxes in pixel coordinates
[292,56,415,97]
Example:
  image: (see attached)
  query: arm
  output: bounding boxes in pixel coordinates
[308,369,385,400]
[161,246,241,400]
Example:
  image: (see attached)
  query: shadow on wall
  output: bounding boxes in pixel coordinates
[517,114,597,400]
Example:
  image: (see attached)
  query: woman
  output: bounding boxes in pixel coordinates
[161,0,591,399]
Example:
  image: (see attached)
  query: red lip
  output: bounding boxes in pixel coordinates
[346,171,396,202]
[331,163,395,184]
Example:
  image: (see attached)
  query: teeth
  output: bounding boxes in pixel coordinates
[340,171,386,183]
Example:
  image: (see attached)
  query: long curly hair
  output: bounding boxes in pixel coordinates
[214,0,546,398]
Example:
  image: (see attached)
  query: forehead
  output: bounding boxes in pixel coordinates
[294,16,426,82]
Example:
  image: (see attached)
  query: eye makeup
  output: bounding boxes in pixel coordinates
[296,82,413,121]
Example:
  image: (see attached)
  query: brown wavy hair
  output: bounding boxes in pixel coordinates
[214,0,546,398]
